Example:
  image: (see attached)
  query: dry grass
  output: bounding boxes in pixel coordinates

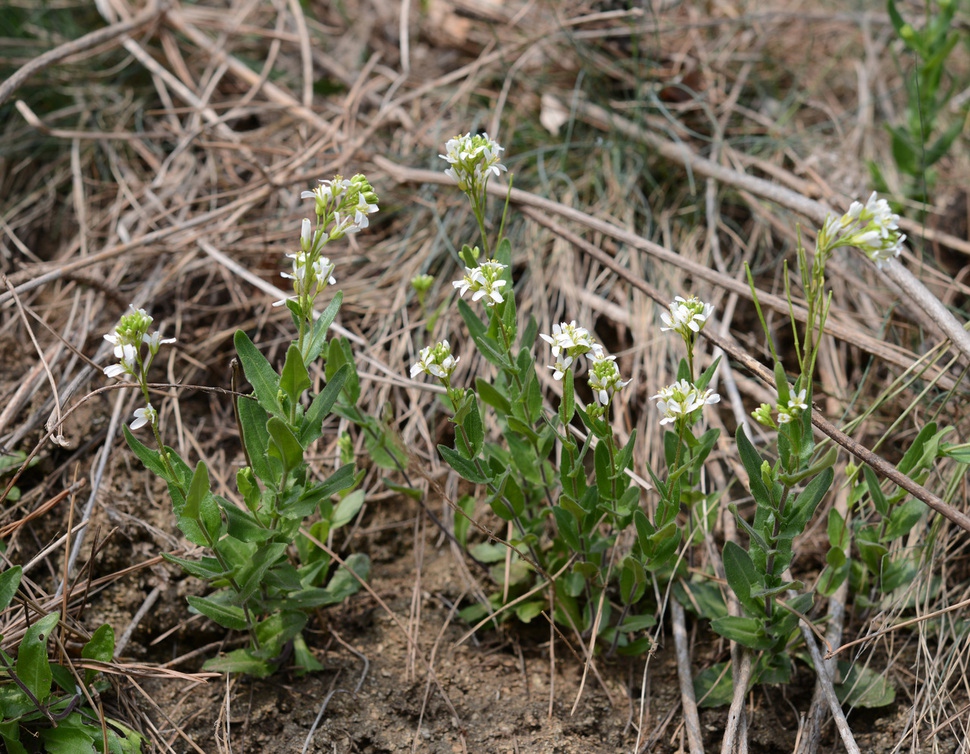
[2,0,970,751]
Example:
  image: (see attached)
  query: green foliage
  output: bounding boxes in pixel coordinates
[0,567,144,752]
[116,178,384,675]
[871,0,969,205]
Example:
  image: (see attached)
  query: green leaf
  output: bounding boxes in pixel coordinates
[326,337,360,405]
[187,595,249,631]
[238,397,276,486]
[457,298,510,369]
[454,495,475,548]
[438,444,492,484]
[694,662,734,707]
[783,467,833,536]
[237,542,289,604]
[735,426,772,509]
[454,395,484,459]
[81,623,115,664]
[123,425,185,492]
[281,463,357,519]
[863,465,889,517]
[305,291,343,364]
[558,367,575,425]
[280,344,311,408]
[41,716,97,753]
[827,508,851,550]
[16,612,59,701]
[332,490,365,529]
[293,632,323,675]
[619,557,647,605]
[524,373,542,424]
[203,648,272,677]
[81,623,115,685]
[300,365,348,446]
[255,611,307,657]
[475,378,511,415]
[163,554,228,581]
[722,541,764,616]
[0,566,22,611]
[514,601,544,623]
[266,417,304,471]
[324,553,370,602]
[835,661,895,708]
[882,497,925,541]
[488,471,524,521]
[552,505,581,551]
[184,461,210,521]
[223,504,272,544]
[234,330,282,417]
[0,720,27,754]
[710,615,772,650]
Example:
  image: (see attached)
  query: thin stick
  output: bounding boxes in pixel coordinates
[671,597,706,754]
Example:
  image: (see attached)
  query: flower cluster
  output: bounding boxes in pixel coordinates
[301,174,379,241]
[660,295,714,340]
[539,321,629,407]
[103,305,175,430]
[587,352,631,407]
[279,175,380,311]
[540,321,599,381]
[752,387,808,429]
[440,132,507,197]
[820,191,905,268]
[652,379,720,426]
[453,260,508,307]
[410,340,460,385]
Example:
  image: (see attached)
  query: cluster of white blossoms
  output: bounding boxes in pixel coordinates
[103,305,176,430]
[410,340,460,385]
[278,175,379,310]
[821,191,905,268]
[301,174,379,241]
[539,321,629,407]
[453,259,508,307]
[587,352,631,407]
[752,386,809,429]
[651,379,720,426]
[440,132,507,196]
[660,295,715,340]
[654,295,720,427]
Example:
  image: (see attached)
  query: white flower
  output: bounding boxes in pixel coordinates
[827,191,905,268]
[353,193,379,229]
[145,331,177,356]
[776,387,809,425]
[548,355,573,381]
[103,342,139,380]
[587,352,630,406]
[453,260,507,307]
[540,321,597,360]
[440,132,507,194]
[652,379,719,425]
[660,296,714,338]
[411,340,459,382]
[131,404,157,431]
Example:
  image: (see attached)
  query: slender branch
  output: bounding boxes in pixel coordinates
[671,597,706,754]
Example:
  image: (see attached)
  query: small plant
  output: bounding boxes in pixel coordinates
[412,134,708,653]
[0,566,144,753]
[104,175,380,676]
[872,0,969,206]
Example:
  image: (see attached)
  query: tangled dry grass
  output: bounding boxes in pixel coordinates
[2,0,970,751]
